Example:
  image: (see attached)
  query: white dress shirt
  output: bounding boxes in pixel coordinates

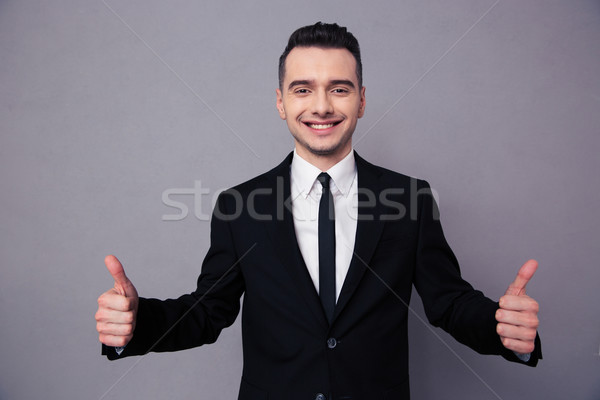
[290,149,358,301]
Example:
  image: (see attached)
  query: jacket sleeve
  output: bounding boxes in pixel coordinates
[103,192,246,360]
[412,180,541,366]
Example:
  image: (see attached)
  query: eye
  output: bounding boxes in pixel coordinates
[294,88,310,94]
[332,88,349,94]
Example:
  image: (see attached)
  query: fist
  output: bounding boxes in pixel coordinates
[95,255,139,348]
[496,259,540,354]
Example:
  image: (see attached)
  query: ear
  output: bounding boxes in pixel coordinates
[276,88,286,120]
[358,86,366,118]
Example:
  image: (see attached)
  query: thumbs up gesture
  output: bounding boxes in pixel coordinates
[495,259,540,354]
[95,255,139,348]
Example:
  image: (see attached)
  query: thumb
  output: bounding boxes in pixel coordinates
[505,259,538,296]
[104,254,137,298]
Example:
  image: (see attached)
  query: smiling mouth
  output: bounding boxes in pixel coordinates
[304,121,342,130]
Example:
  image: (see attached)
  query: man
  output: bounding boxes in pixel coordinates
[96,22,541,399]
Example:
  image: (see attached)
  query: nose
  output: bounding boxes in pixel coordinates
[310,90,333,116]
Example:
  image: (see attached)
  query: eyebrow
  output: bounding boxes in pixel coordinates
[288,80,313,90]
[287,79,356,91]
[330,79,356,89]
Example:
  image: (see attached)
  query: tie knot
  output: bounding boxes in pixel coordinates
[317,172,331,189]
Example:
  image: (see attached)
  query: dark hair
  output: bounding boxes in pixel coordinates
[278,22,362,89]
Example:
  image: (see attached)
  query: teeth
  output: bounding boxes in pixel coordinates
[308,123,335,129]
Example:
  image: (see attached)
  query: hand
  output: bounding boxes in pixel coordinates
[495,259,540,354]
[96,255,139,348]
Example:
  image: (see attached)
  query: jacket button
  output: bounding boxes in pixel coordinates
[315,394,326,400]
[327,337,337,349]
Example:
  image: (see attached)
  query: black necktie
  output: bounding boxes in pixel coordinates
[317,172,335,323]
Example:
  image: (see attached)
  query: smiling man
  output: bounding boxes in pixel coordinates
[96,22,541,399]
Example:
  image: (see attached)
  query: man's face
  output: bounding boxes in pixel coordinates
[276,47,366,166]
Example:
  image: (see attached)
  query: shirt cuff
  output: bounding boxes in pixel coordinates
[514,351,531,362]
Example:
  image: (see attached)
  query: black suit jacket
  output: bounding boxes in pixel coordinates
[104,152,541,399]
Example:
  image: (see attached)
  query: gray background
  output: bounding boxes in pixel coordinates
[1,0,598,399]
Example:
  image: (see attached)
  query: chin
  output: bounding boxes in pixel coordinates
[293,131,352,158]
[307,142,346,156]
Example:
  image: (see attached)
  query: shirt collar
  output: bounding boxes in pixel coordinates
[291,149,357,199]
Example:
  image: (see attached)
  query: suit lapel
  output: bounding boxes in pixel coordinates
[332,152,386,323]
[261,153,329,329]
[259,151,386,328]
